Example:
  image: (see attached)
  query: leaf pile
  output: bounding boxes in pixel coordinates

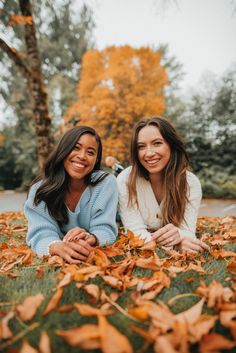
[0,212,236,353]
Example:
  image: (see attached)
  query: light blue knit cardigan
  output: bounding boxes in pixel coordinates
[24,172,118,256]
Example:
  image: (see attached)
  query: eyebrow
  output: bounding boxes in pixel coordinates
[75,142,97,152]
[137,138,164,144]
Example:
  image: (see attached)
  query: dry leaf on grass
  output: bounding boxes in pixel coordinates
[43,288,63,316]
[99,315,133,353]
[196,281,234,308]
[38,330,51,353]
[56,324,100,349]
[0,311,14,340]
[199,333,236,353]
[16,293,44,321]
[174,298,205,325]
[19,339,39,353]
[74,303,112,316]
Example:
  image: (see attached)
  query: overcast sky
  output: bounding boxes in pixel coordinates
[89,0,236,90]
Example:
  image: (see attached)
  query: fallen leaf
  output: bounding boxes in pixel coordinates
[99,315,133,353]
[199,333,236,353]
[43,288,63,316]
[0,311,14,340]
[19,339,39,353]
[38,330,51,353]
[16,293,44,321]
[56,324,100,349]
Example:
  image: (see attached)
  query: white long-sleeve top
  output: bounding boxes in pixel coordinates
[117,166,202,242]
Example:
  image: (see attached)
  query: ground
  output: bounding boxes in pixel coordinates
[0,212,236,353]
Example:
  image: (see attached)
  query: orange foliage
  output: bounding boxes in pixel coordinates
[0,133,4,146]
[64,46,168,162]
[8,15,33,26]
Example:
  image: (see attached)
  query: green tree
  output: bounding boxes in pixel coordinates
[180,66,236,198]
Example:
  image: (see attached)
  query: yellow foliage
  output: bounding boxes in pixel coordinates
[8,15,33,26]
[65,45,168,162]
[0,133,4,146]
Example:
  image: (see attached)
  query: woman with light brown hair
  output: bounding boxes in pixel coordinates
[117,117,209,252]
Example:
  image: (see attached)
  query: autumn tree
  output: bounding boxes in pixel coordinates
[65,46,168,162]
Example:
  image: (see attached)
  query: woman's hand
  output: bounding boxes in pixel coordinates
[63,227,98,246]
[49,239,93,264]
[63,227,89,242]
[178,236,210,253]
[151,223,181,247]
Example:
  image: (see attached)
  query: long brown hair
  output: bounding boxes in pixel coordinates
[33,126,108,226]
[128,117,189,227]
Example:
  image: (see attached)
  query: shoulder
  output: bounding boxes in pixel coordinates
[92,171,117,189]
[186,171,202,196]
[27,180,42,199]
[117,166,132,185]
[186,171,201,187]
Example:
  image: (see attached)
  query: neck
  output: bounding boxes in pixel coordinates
[149,172,163,187]
[69,179,86,192]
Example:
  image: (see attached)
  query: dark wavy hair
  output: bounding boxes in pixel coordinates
[128,117,190,227]
[33,126,108,226]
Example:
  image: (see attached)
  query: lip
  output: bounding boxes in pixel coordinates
[71,161,87,169]
[145,158,161,166]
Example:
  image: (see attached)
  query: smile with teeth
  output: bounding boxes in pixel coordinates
[71,161,87,169]
[145,158,161,166]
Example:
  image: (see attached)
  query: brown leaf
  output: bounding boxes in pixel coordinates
[16,293,44,321]
[74,303,112,316]
[188,315,217,343]
[175,298,205,325]
[43,288,63,316]
[82,284,100,303]
[19,339,39,353]
[101,275,123,290]
[38,330,51,353]
[199,333,236,353]
[0,311,14,340]
[99,315,133,353]
[196,281,234,308]
[56,324,100,349]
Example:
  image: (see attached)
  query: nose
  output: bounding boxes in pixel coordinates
[145,147,156,156]
[76,149,86,160]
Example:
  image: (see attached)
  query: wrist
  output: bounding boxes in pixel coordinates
[90,234,99,246]
[48,240,62,255]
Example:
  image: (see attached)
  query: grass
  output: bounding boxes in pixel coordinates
[0,212,236,353]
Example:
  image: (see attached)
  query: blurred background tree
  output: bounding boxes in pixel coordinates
[0,0,94,189]
[65,45,168,161]
[176,65,236,198]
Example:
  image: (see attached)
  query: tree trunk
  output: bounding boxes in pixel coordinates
[18,0,53,170]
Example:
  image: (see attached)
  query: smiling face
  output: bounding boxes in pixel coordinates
[137,125,171,175]
[63,133,98,183]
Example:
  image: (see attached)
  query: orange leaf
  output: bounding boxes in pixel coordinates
[99,315,133,353]
[16,293,44,321]
[199,333,236,353]
[43,288,63,316]
[19,339,39,353]
[0,311,14,340]
[38,330,51,353]
[56,324,100,348]
[175,298,205,325]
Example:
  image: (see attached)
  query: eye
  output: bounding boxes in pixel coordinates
[87,150,96,156]
[73,145,80,151]
[137,145,145,150]
[154,141,162,146]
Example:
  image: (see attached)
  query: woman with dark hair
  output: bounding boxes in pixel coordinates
[24,126,118,263]
[117,117,209,253]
